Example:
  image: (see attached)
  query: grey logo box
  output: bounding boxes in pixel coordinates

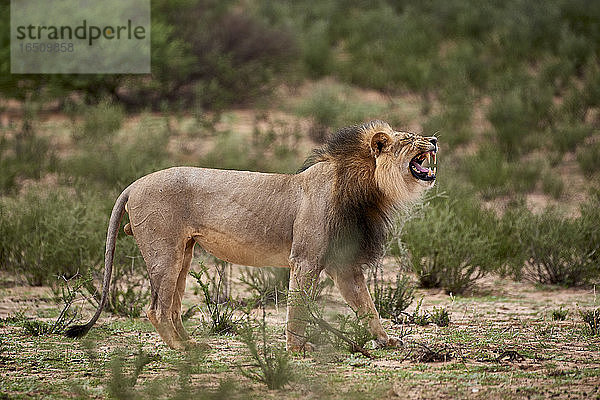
[11,0,150,74]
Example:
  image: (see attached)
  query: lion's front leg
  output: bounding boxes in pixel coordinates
[285,259,323,352]
[329,266,400,348]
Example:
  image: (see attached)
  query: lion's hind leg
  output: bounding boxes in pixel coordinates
[139,237,189,350]
[171,239,194,343]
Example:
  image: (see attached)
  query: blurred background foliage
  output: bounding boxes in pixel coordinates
[1,0,599,296]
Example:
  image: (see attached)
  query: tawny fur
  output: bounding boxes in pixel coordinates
[66,120,438,351]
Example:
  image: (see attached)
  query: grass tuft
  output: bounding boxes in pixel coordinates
[580,309,600,336]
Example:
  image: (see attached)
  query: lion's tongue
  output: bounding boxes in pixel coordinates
[413,161,429,173]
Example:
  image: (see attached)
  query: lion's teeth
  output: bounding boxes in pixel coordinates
[433,167,437,175]
[428,169,432,176]
[427,153,431,165]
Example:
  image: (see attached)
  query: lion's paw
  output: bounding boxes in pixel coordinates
[286,341,316,353]
[369,336,403,349]
[184,339,211,351]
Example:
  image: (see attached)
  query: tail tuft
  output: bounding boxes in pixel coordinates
[64,324,90,338]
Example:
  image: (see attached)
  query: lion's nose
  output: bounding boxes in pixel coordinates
[429,137,438,151]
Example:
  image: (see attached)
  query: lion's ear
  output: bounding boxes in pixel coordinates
[370,132,392,156]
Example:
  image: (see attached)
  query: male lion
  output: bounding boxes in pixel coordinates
[66,120,438,351]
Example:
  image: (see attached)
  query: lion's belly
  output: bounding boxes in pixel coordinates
[193,228,291,268]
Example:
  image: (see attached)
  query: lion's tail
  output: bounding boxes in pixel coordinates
[65,186,131,339]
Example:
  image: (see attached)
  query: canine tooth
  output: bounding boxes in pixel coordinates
[427,153,431,165]
[428,169,432,176]
[433,167,437,175]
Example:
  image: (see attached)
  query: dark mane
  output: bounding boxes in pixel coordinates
[300,121,395,268]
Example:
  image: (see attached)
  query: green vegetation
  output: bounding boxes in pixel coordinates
[240,267,290,306]
[430,307,451,327]
[2,0,600,397]
[372,273,415,324]
[411,299,431,327]
[191,265,242,335]
[402,194,502,294]
[552,307,569,321]
[581,309,600,336]
[238,308,294,390]
[519,206,600,286]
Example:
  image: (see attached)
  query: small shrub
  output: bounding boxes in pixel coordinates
[552,123,593,154]
[430,307,450,327]
[579,191,600,267]
[423,108,473,148]
[487,85,552,157]
[22,273,91,336]
[580,309,600,336]
[0,103,56,193]
[463,147,543,199]
[0,187,106,285]
[0,312,25,327]
[239,267,289,306]
[520,207,599,286]
[372,273,415,324]
[73,100,125,143]
[541,171,564,199]
[22,320,52,336]
[412,299,430,327]
[65,113,172,187]
[403,195,500,294]
[107,347,158,399]
[551,307,569,321]
[577,140,600,177]
[0,185,149,318]
[238,308,293,390]
[332,312,373,351]
[190,264,241,335]
[80,341,233,399]
[295,82,385,140]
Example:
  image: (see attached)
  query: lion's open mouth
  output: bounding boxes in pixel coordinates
[409,151,437,181]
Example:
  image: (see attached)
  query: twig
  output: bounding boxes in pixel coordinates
[307,313,374,359]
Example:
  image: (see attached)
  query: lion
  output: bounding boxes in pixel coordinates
[66,120,438,351]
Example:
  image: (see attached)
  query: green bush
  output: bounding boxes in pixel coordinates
[0,184,149,317]
[0,1,296,110]
[190,265,242,335]
[238,319,293,390]
[0,187,106,285]
[577,140,600,177]
[519,207,599,286]
[402,194,502,294]
[65,112,173,187]
[411,299,430,327]
[580,309,600,336]
[332,312,374,351]
[541,171,564,199]
[73,100,125,144]
[551,307,568,321]
[462,146,542,199]
[0,103,56,193]
[239,267,289,306]
[487,85,552,157]
[551,123,593,154]
[372,273,415,324]
[430,307,450,327]
[294,82,386,142]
